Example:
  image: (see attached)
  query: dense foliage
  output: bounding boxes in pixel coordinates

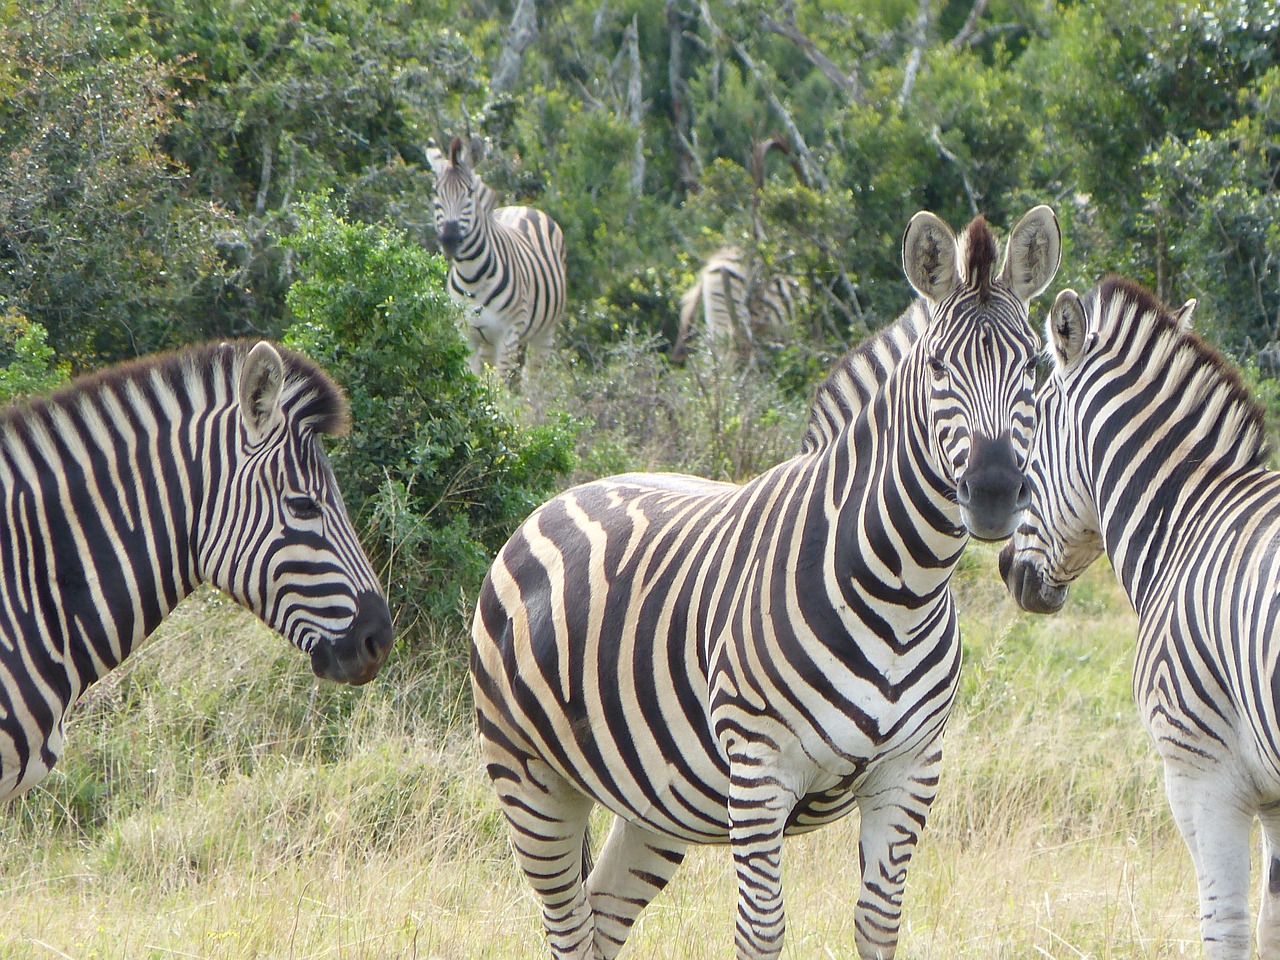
[281,195,576,630]
[5,0,1280,633]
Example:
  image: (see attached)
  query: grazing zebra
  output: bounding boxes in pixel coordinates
[0,340,394,801]
[472,205,1061,959]
[426,137,567,390]
[669,246,805,363]
[1000,277,1280,960]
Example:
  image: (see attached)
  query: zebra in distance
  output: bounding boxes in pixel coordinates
[1000,277,1280,960]
[669,246,806,364]
[0,340,394,801]
[426,137,567,391]
[472,205,1061,959]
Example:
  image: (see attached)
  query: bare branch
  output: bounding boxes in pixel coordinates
[930,125,980,216]
[949,0,989,48]
[666,0,699,193]
[898,0,930,108]
[699,0,831,192]
[758,12,866,105]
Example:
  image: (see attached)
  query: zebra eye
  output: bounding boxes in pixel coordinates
[286,495,322,521]
[928,356,947,380]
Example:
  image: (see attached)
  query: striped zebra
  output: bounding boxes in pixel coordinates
[426,137,567,390]
[472,205,1061,959]
[1000,277,1280,960]
[669,246,805,363]
[0,340,394,801]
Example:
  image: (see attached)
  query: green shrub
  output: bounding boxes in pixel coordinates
[280,194,576,638]
[0,310,69,403]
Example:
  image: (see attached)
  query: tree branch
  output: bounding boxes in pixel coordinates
[949,0,989,48]
[699,0,831,192]
[758,12,866,105]
[898,0,930,108]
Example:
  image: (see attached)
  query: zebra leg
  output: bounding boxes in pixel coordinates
[467,324,497,378]
[1257,806,1280,958]
[494,760,599,959]
[1164,763,1253,960]
[727,761,799,960]
[520,328,555,394]
[495,326,525,388]
[851,745,942,960]
[585,815,689,958]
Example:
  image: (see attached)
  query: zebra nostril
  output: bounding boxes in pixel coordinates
[1016,479,1031,509]
[956,480,971,506]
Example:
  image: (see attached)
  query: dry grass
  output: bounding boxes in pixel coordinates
[0,548,1236,960]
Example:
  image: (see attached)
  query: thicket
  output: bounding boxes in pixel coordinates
[5,0,1280,639]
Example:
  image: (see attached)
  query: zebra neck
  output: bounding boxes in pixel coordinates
[448,217,505,285]
[822,387,967,605]
[0,391,205,692]
[1098,451,1261,617]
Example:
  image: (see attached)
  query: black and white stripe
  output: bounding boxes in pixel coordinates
[0,340,394,800]
[670,247,805,363]
[1001,277,1280,960]
[473,207,1060,960]
[427,138,567,390]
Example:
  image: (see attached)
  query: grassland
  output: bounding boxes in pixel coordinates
[0,542,1223,960]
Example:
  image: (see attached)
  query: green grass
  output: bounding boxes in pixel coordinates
[0,549,1222,959]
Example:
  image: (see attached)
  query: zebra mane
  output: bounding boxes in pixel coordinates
[799,300,928,453]
[957,218,998,299]
[1087,276,1268,466]
[3,340,350,437]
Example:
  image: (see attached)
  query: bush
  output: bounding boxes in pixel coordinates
[281,194,576,640]
[0,310,69,403]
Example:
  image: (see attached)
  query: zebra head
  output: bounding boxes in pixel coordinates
[201,342,394,685]
[999,288,1104,613]
[426,137,496,261]
[902,205,1061,541]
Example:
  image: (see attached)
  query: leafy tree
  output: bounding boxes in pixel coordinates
[0,0,233,366]
[281,194,576,632]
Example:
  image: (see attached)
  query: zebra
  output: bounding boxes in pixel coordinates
[669,246,805,363]
[472,205,1061,960]
[426,137,567,391]
[0,340,395,801]
[999,276,1280,960]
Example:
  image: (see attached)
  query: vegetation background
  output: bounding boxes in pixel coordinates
[0,0,1276,956]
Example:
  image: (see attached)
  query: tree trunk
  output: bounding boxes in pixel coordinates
[491,0,539,96]
[666,0,699,194]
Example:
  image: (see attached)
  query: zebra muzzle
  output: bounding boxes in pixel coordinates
[956,432,1031,542]
[998,541,1068,614]
[308,591,395,685]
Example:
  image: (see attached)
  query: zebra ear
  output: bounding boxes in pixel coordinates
[1000,205,1061,305]
[902,211,959,304]
[1172,297,1198,331]
[426,145,449,179]
[239,341,285,444]
[1047,289,1088,368]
